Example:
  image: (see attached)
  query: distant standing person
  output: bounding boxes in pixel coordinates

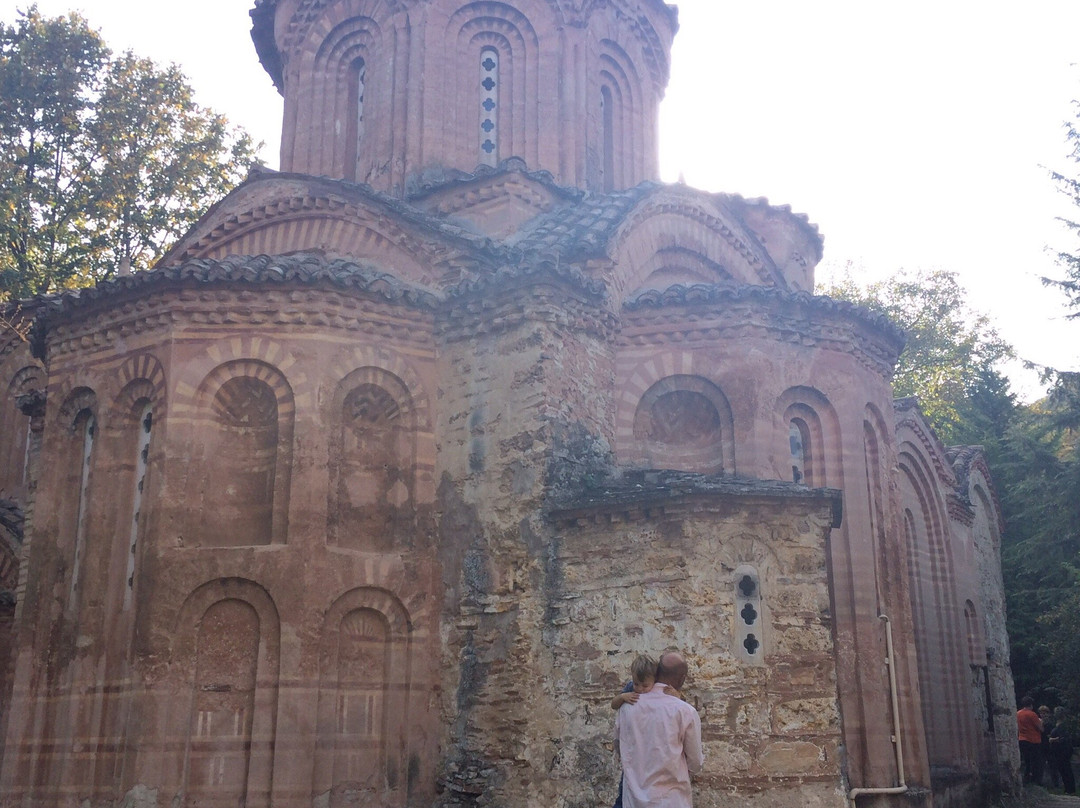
[614,651,704,808]
[1048,706,1076,794]
[1017,696,1044,784]
[1041,706,1059,788]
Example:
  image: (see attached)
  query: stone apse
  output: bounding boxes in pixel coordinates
[0,1,1018,807]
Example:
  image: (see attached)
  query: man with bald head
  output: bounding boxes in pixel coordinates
[614,651,704,808]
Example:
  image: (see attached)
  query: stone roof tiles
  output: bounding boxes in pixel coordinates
[31,252,441,320]
[405,158,584,204]
[547,468,843,527]
[625,282,907,346]
[511,182,661,259]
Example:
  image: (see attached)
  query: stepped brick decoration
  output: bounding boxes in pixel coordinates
[0,1,1018,807]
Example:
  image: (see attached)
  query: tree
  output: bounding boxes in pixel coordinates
[820,267,1013,443]
[0,6,260,301]
[79,53,257,282]
[998,372,1080,703]
[0,7,106,299]
[1000,94,1080,705]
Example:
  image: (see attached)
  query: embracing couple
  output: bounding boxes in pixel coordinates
[611,651,705,808]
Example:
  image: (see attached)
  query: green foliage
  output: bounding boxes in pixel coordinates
[0,6,106,299]
[998,372,1080,704]
[1007,92,1080,706]
[820,267,1013,443]
[0,6,259,301]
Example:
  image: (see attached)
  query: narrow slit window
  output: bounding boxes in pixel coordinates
[124,404,153,610]
[601,85,615,192]
[69,410,96,606]
[789,420,807,484]
[479,48,499,166]
[346,58,366,180]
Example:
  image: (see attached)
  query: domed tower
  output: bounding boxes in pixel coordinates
[250,0,678,194]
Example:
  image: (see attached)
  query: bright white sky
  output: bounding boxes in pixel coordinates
[5,0,1079,400]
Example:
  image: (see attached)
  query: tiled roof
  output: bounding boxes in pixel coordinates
[547,468,843,521]
[32,253,441,318]
[510,181,823,273]
[405,157,584,203]
[624,282,906,345]
[511,183,661,259]
[446,256,607,302]
[158,168,504,270]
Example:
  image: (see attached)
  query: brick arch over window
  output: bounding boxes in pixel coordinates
[188,207,438,288]
[173,578,280,808]
[448,2,541,169]
[57,386,98,429]
[109,362,166,611]
[109,354,167,419]
[312,15,382,180]
[627,374,734,474]
[899,441,967,771]
[611,207,782,305]
[283,0,391,181]
[54,387,98,615]
[598,39,643,192]
[328,367,418,551]
[324,344,434,497]
[0,364,44,496]
[191,361,295,547]
[7,364,44,399]
[314,586,413,801]
[633,245,731,293]
[776,386,842,488]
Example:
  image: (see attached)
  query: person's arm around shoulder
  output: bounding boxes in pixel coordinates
[611,691,639,710]
[611,680,638,710]
[682,703,704,774]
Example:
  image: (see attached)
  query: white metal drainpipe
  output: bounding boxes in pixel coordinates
[848,614,909,807]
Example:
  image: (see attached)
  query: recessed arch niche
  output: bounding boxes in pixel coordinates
[630,374,734,474]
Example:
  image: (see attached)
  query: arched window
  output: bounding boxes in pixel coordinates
[479,47,499,165]
[211,377,279,547]
[789,419,809,484]
[601,85,615,192]
[333,609,389,783]
[329,371,415,551]
[68,408,96,605]
[630,375,734,474]
[188,599,260,804]
[123,403,152,611]
[345,58,366,181]
[734,565,763,665]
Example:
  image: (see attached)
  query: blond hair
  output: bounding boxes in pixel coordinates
[630,654,658,686]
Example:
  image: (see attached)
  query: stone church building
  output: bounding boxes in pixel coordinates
[0,1,1018,806]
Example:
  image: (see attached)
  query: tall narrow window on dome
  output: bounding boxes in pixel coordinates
[601,85,615,192]
[479,48,499,166]
[345,58,366,181]
[123,404,152,611]
[789,420,809,484]
[69,410,95,606]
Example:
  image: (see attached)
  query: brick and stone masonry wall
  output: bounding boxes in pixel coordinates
[545,483,846,808]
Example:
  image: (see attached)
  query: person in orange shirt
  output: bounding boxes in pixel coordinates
[1017,696,1045,784]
